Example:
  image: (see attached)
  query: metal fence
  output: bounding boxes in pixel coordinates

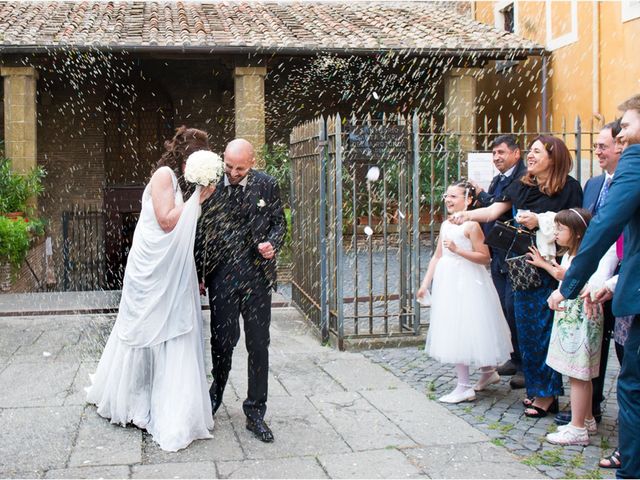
[62,207,106,291]
[289,113,600,349]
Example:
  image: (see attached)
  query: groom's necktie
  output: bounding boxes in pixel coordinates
[228,184,243,208]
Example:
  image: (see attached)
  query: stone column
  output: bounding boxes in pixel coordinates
[234,66,266,168]
[1,66,38,174]
[444,68,480,152]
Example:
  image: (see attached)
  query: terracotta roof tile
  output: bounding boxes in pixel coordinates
[0,1,544,56]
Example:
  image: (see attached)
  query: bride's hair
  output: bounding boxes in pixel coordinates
[155,126,210,195]
[451,179,479,210]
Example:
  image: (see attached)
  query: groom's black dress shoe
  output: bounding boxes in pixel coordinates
[246,419,274,443]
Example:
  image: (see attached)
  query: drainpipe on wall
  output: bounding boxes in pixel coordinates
[541,54,549,132]
[593,0,600,121]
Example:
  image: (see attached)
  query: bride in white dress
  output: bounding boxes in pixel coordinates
[86,127,216,451]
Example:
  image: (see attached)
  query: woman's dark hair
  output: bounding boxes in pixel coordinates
[554,208,592,256]
[155,126,210,194]
[450,178,479,210]
[521,135,572,196]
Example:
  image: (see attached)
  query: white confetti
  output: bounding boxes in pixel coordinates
[366,166,380,182]
[42,351,52,357]
[372,91,380,100]
[364,226,374,236]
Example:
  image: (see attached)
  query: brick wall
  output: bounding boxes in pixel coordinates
[1,238,46,293]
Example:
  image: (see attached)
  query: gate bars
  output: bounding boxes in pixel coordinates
[290,114,422,350]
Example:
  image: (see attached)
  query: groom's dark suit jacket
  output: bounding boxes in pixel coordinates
[195,169,286,290]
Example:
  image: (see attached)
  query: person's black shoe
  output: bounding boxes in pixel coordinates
[554,410,602,425]
[246,419,274,443]
[509,371,526,389]
[554,411,572,426]
[497,360,519,376]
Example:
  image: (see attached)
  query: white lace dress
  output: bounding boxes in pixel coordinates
[86,167,214,452]
[425,220,513,367]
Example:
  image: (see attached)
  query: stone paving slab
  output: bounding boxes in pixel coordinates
[44,465,131,479]
[142,417,244,463]
[321,356,407,391]
[317,449,426,479]
[69,408,142,467]
[217,456,328,479]
[308,391,417,451]
[130,462,218,479]
[0,405,84,472]
[225,396,350,460]
[404,443,544,478]
[360,388,488,446]
[0,360,79,407]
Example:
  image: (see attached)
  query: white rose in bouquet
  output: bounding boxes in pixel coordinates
[184,150,224,186]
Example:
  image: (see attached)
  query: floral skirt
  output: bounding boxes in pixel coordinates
[546,297,603,381]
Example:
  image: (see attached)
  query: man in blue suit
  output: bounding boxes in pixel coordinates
[555,120,621,427]
[472,135,527,389]
[548,94,640,479]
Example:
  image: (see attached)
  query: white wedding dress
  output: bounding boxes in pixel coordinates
[425,220,513,367]
[86,167,214,452]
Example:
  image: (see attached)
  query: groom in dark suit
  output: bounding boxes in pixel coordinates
[195,138,286,443]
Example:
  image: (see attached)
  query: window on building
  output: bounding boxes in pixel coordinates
[494,1,518,34]
[501,3,515,32]
[622,0,640,22]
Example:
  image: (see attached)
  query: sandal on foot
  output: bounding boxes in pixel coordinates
[598,450,621,469]
[522,396,535,407]
[524,399,558,418]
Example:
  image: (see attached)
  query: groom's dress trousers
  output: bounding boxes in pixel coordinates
[196,171,286,423]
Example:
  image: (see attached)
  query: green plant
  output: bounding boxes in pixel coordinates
[262,143,290,207]
[491,438,505,447]
[0,156,46,215]
[0,216,33,270]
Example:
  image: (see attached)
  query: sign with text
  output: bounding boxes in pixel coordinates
[467,152,498,191]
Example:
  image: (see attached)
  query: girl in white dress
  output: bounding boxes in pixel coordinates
[417,180,513,404]
[86,127,216,452]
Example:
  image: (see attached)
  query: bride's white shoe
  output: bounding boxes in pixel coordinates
[473,371,500,391]
[438,387,476,404]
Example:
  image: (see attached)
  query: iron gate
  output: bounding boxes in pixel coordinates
[290,114,424,349]
[62,207,106,291]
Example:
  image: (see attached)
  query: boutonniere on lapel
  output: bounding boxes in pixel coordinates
[257,198,266,208]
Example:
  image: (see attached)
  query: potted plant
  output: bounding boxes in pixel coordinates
[0,156,45,217]
[0,153,47,282]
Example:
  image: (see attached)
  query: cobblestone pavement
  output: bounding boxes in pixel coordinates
[363,345,620,479]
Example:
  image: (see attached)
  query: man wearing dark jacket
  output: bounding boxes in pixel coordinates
[195,138,286,443]
[472,135,527,389]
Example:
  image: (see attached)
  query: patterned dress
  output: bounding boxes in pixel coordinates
[546,254,604,380]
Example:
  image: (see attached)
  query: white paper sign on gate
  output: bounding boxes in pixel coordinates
[467,152,498,192]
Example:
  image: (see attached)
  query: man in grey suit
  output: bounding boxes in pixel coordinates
[555,120,621,427]
[548,94,640,479]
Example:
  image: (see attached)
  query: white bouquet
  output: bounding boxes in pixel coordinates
[184,150,224,186]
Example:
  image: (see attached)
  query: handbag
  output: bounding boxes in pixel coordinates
[484,220,535,256]
[505,254,543,291]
